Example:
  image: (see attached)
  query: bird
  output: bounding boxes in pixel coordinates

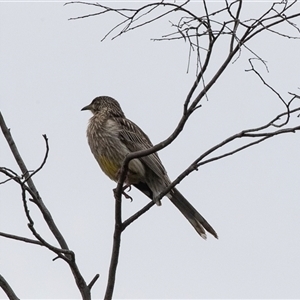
[81,96,218,239]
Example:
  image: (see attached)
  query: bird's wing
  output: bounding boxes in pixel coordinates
[114,116,168,179]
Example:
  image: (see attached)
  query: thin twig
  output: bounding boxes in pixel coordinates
[0,231,43,246]
[23,134,49,183]
[155,106,300,202]
[88,274,100,290]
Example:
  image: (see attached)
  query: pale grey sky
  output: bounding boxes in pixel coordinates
[1,1,300,299]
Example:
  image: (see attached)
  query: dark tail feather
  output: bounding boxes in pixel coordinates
[168,188,218,239]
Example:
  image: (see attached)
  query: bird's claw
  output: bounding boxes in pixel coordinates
[124,184,131,192]
[122,190,133,202]
[122,185,133,202]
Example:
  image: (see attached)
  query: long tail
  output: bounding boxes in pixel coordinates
[168,188,218,240]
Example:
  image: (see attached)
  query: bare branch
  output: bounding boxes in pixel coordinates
[0,274,20,300]
[23,134,49,183]
[122,201,155,231]
[104,189,122,300]
[0,167,20,184]
[0,231,43,246]
[0,112,94,299]
[246,58,291,126]
[244,10,300,43]
[66,2,300,299]
[88,274,100,290]
[155,105,300,203]
[0,112,70,251]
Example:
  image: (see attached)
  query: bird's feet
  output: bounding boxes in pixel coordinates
[122,185,133,202]
[113,185,134,201]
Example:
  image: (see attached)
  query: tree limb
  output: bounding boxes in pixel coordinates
[0,274,20,300]
[0,112,69,251]
[0,112,94,299]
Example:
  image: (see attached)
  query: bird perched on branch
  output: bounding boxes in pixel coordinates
[81,96,218,239]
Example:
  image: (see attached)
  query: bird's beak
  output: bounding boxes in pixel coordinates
[81,104,92,111]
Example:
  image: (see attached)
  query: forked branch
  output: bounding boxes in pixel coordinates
[0,112,99,300]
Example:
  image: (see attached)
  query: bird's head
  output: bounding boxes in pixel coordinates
[81,96,125,117]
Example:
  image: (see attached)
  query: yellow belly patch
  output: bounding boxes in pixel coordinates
[97,155,120,181]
